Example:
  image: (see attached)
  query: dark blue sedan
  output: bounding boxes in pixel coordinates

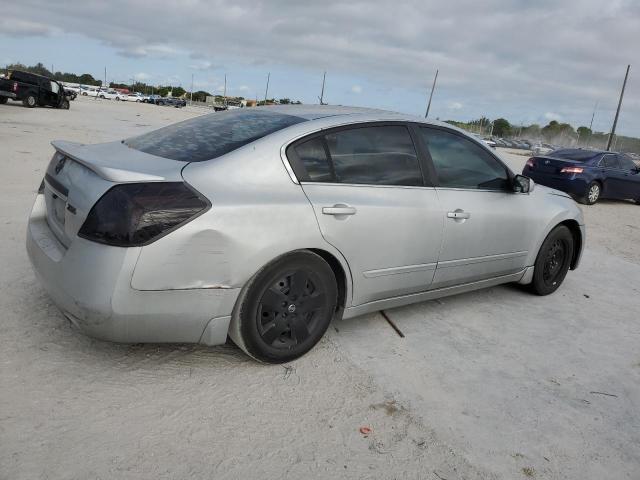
[522,149,640,205]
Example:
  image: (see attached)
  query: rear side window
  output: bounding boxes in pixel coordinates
[420,127,508,190]
[324,126,422,186]
[125,109,307,162]
[293,137,333,182]
[600,155,620,169]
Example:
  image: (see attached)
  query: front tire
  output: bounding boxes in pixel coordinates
[229,251,338,363]
[529,225,574,296]
[61,100,70,110]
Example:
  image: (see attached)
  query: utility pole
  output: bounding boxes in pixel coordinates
[425,69,439,118]
[607,64,630,151]
[264,72,270,105]
[190,73,194,104]
[318,71,326,105]
[223,74,227,106]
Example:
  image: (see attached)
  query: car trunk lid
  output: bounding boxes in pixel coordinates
[530,156,583,174]
[43,140,186,248]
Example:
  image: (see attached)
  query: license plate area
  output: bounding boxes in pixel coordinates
[44,183,70,246]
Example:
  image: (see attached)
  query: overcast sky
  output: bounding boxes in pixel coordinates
[1,0,638,136]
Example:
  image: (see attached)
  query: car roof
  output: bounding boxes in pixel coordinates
[259,104,456,130]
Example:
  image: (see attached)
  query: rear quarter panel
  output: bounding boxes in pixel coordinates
[130,135,354,303]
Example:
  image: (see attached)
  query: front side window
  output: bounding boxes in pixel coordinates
[324,125,422,186]
[419,127,508,190]
[600,155,620,169]
[618,155,636,171]
[50,81,60,94]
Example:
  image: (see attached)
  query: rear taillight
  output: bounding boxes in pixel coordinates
[13,82,18,92]
[560,166,584,174]
[78,182,209,247]
[525,158,535,168]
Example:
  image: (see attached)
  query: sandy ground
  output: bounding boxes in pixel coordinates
[1,97,639,479]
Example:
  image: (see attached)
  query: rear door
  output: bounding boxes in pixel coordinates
[599,154,627,199]
[288,123,443,306]
[612,154,640,200]
[416,126,536,288]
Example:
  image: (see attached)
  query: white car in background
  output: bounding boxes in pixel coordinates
[473,133,496,148]
[97,90,127,101]
[127,92,144,102]
[533,143,554,155]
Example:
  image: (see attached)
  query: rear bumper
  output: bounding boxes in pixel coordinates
[26,194,240,346]
[527,172,588,197]
[0,91,17,99]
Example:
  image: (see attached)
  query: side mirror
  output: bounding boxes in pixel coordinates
[513,174,533,193]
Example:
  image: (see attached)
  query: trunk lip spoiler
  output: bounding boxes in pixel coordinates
[51,140,168,183]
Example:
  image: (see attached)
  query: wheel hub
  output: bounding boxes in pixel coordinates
[257,271,327,349]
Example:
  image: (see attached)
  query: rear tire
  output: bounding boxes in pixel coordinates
[580,181,601,205]
[529,225,574,296]
[0,97,7,104]
[229,251,338,363]
[23,95,37,108]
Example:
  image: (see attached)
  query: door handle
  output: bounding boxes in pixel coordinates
[447,210,471,220]
[322,205,357,216]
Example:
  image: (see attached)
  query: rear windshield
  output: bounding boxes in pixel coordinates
[124,109,307,162]
[550,149,601,161]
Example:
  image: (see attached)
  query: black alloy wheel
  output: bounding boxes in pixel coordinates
[230,251,338,363]
[529,225,574,295]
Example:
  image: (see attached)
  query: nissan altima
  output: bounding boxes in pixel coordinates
[27,106,585,363]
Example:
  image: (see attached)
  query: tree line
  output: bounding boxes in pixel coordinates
[446,116,638,153]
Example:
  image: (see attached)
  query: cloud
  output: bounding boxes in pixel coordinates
[189,60,218,71]
[0,18,55,36]
[351,85,362,94]
[2,0,639,133]
[117,44,181,59]
[448,102,463,110]
[544,112,562,121]
[133,72,150,81]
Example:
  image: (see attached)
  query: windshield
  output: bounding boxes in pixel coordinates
[550,149,601,161]
[125,109,307,162]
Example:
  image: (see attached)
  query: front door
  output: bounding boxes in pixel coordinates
[416,126,535,288]
[288,123,444,306]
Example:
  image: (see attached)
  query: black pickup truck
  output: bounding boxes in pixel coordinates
[0,70,71,109]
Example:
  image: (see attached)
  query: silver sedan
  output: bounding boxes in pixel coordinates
[27,106,585,363]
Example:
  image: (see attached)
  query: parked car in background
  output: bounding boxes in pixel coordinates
[0,70,70,109]
[156,97,186,107]
[472,134,496,148]
[533,143,555,156]
[82,87,98,96]
[143,94,161,104]
[63,88,77,101]
[523,148,640,204]
[27,106,584,363]
[97,90,127,100]
[127,92,144,102]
